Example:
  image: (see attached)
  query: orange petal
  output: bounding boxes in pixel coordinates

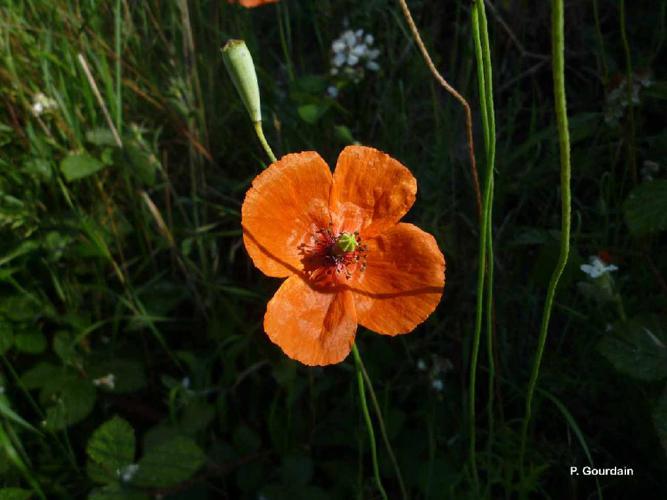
[330,145,417,237]
[242,152,332,278]
[230,0,279,8]
[264,276,357,365]
[349,223,445,335]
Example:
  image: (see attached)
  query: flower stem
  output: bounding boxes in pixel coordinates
[356,346,408,500]
[469,0,496,490]
[519,0,572,489]
[253,121,277,164]
[352,344,388,500]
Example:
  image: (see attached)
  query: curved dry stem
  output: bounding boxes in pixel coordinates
[396,0,482,220]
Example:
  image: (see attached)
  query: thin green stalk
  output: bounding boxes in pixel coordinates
[519,0,572,488]
[254,121,277,163]
[469,0,496,489]
[357,346,408,500]
[352,344,388,500]
[478,3,497,482]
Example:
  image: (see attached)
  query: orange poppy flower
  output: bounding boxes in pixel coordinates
[228,0,278,8]
[242,146,446,366]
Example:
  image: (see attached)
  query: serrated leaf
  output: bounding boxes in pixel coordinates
[624,180,667,236]
[87,416,136,484]
[598,316,667,381]
[133,436,205,488]
[60,153,106,181]
[42,375,96,430]
[654,387,667,456]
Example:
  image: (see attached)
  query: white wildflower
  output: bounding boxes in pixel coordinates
[118,463,139,483]
[329,28,380,83]
[431,379,444,392]
[327,86,339,99]
[580,256,618,279]
[92,373,116,390]
[31,92,58,117]
[416,359,427,371]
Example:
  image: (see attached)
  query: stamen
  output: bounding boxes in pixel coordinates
[298,227,367,285]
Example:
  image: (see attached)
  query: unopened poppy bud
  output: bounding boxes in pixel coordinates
[222,39,262,123]
[336,232,358,253]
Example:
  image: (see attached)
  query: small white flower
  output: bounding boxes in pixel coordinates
[118,463,139,483]
[333,52,346,67]
[327,86,339,98]
[332,40,346,53]
[580,256,618,279]
[31,92,58,117]
[181,377,191,389]
[92,373,116,390]
[416,359,427,371]
[342,30,356,47]
[329,28,381,83]
[431,379,444,392]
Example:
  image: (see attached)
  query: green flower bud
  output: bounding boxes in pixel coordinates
[222,39,262,123]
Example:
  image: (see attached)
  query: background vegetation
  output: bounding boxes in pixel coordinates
[0,0,666,498]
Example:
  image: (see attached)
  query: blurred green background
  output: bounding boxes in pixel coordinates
[0,0,666,498]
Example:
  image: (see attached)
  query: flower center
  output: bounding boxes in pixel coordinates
[298,226,367,285]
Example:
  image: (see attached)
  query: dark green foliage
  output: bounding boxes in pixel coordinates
[0,0,665,498]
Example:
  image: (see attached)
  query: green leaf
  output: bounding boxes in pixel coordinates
[125,142,158,186]
[0,488,32,500]
[14,330,47,354]
[624,180,667,236]
[86,416,136,484]
[86,128,118,147]
[297,104,328,124]
[60,153,106,181]
[133,436,205,488]
[21,362,60,389]
[88,484,149,500]
[598,316,667,381]
[654,387,667,456]
[42,375,96,430]
[53,330,78,364]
